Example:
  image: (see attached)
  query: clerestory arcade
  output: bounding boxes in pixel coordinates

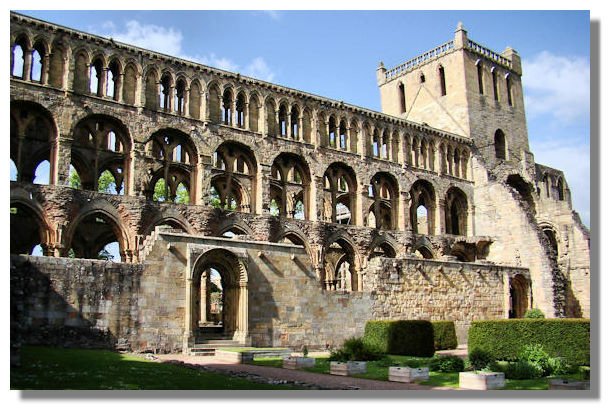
[10,12,590,353]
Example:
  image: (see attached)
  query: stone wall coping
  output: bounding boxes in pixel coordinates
[378,255,530,274]
[156,230,310,252]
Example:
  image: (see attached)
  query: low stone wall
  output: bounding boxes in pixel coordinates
[10,255,143,350]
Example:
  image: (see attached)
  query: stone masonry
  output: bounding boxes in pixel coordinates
[10,12,590,354]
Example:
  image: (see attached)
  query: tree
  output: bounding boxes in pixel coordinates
[98,170,116,193]
[68,166,81,189]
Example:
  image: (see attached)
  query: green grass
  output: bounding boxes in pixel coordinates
[11,346,300,390]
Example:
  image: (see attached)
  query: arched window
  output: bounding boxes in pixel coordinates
[73,51,89,94]
[222,88,233,125]
[556,177,565,201]
[11,38,27,78]
[476,60,484,95]
[410,180,436,235]
[509,275,530,318]
[506,73,514,106]
[160,74,172,111]
[279,103,288,137]
[123,63,137,105]
[445,187,468,236]
[89,58,104,96]
[323,163,357,225]
[68,211,126,262]
[328,116,336,148]
[398,82,407,113]
[438,66,447,96]
[419,72,425,83]
[144,70,158,110]
[495,129,506,160]
[208,83,221,122]
[290,106,300,139]
[175,79,186,115]
[189,80,202,119]
[30,42,45,83]
[492,67,499,101]
[249,94,260,132]
[236,92,246,128]
[210,142,257,213]
[324,239,358,291]
[270,153,311,220]
[368,173,398,230]
[71,115,131,194]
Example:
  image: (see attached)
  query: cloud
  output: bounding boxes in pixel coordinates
[532,136,590,227]
[523,51,590,123]
[96,20,274,81]
[100,20,183,56]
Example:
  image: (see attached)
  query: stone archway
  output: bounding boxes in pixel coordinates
[509,274,530,318]
[189,248,249,347]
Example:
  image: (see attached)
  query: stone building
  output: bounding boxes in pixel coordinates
[10,12,590,354]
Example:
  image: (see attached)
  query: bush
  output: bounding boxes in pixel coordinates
[429,355,465,373]
[518,343,550,375]
[504,360,543,380]
[468,348,495,371]
[467,319,590,366]
[328,337,381,362]
[432,321,458,351]
[524,309,545,319]
[405,358,429,368]
[579,366,590,380]
[364,320,435,357]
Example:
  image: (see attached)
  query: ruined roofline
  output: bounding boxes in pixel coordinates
[534,163,566,178]
[10,11,472,146]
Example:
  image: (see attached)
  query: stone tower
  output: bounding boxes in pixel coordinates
[377,22,530,174]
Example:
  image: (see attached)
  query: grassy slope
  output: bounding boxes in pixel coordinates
[11,346,299,390]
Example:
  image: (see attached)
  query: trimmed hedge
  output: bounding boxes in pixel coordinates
[432,321,458,351]
[467,319,590,366]
[363,320,435,357]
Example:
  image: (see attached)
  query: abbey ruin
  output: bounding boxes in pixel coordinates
[10,12,590,354]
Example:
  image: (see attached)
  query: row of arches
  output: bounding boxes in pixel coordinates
[540,172,568,202]
[11,101,472,235]
[475,59,515,106]
[10,31,471,180]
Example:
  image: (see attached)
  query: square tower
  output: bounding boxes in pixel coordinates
[377,23,530,170]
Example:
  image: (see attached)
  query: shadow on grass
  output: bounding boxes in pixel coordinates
[11,346,297,390]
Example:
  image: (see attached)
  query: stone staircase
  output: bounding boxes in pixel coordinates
[189,326,242,356]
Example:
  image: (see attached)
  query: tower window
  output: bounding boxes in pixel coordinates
[492,68,499,101]
[439,66,447,96]
[419,73,426,83]
[476,61,484,95]
[506,74,514,106]
[398,83,407,113]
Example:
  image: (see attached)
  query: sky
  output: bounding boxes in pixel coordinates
[12,9,591,227]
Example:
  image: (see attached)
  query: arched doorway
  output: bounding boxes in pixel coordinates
[509,275,530,318]
[191,249,249,344]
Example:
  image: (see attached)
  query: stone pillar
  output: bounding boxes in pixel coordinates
[183,86,190,116]
[335,125,341,149]
[244,101,250,130]
[184,272,195,352]
[115,72,124,103]
[23,49,33,81]
[259,164,271,215]
[298,116,304,141]
[436,197,446,235]
[55,137,72,186]
[41,53,50,85]
[98,67,107,97]
[233,281,249,344]
[200,271,209,324]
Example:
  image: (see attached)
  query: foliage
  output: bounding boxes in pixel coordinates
[429,355,465,373]
[98,170,116,194]
[153,179,189,204]
[68,167,81,189]
[579,366,590,380]
[97,248,114,261]
[518,343,551,375]
[432,321,458,350]
[468,348,495,371]
[328,337,381,362]
[467,319,590,366]
[524,308,545,319]
[363,320,435,357]
[405,357,430,368]
[302,345,309,358]
[503,359,544,380]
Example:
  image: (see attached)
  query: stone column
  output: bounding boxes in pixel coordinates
[259,164,271,215]
[115,72,124,103]
[233,281,249,344]
[183,86,190,116]
[184,272,195,352]
[335,125,341,149]
[436,197,446,235]
[23,49,33,81]
[41,53,50,85]
[98,67,107,97]
[200,271,209,324]
[298,116,304,141]
[244,101,250,130]
[55,137,72,186]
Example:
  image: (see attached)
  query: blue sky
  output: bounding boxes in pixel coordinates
[14,9,591,226]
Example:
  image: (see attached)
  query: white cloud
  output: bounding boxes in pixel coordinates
[101,20,183,56]
[523,51,590,123]
[97,20,275,82]
[532,137,590,227]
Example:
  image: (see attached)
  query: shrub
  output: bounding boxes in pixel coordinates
[467,319,590,366]
[432,321,458,351]
[429,355,465,373]
[518,343,550,375]
[524,309,545,319]
[364,320,435,357]
[468,348,495,371]
[405,357,429,368]
[579,366,590,380]
[328,337,381,362]
[504,360,543,380]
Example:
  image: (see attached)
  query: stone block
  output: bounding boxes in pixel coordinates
[459,371,505,390]
[388,366,429,383]
[330,361,367,376]
[282,356,315,369]
[548,379,590,390]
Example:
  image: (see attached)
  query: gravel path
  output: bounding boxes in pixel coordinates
[155,354,454,391]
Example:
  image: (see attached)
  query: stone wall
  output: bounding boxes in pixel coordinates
[364,257,525,343]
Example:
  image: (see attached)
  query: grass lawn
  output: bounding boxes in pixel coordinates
[11,346,300,390]
[251,354,585,390]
